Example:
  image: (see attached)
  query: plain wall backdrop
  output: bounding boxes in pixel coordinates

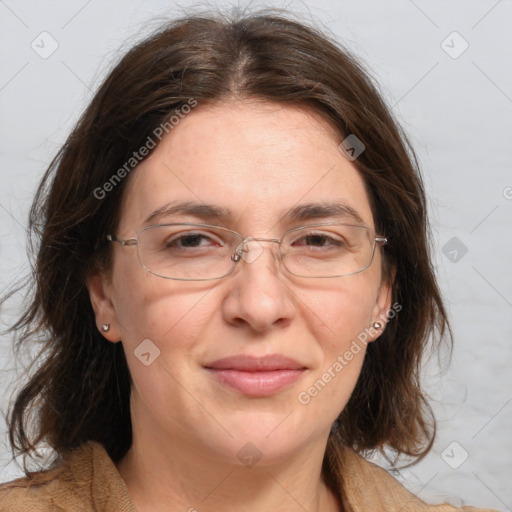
[0,0,511,510]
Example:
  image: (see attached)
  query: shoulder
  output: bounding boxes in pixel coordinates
[0,470,69,512]
[0,460,75,511]
[0,442,137,512]
[0,443,95,512]
[340,446,498,512]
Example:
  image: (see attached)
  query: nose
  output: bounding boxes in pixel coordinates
[231,237,280,264]
[221,239,296,332]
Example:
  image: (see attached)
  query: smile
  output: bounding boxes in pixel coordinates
[204,354,307,397]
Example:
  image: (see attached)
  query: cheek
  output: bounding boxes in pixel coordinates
[110,276,215,416]
[110,254,212,353]
[294,276,378,416]
[301,275,378,352]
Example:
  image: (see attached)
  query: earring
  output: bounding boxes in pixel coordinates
[101,323,110,332]
[372,322,382,330]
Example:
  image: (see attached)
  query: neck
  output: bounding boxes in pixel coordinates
[116,422,342,512]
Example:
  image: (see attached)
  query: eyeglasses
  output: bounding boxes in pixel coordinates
[106,222,387,281]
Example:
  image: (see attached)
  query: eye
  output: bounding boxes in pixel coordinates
[291,231,347,249]
[170,233,211,248]
[165,231,223,250]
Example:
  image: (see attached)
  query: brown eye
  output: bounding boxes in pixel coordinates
[167,233,218,249]
[296,234,342,247]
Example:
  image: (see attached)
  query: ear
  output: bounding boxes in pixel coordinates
[86,272,122,343]
[368,267,396,342]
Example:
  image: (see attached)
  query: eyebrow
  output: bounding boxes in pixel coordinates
[144,201,232,225]
[144,200,365,226]
[278,201,365,225]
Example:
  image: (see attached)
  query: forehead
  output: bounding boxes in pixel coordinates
[118,100,375,234]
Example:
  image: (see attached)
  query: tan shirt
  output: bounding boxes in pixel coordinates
[0,442,496,511]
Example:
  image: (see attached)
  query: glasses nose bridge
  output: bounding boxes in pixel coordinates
[231,235,283,264]
[242,236,283,254]
[244,236,282,244]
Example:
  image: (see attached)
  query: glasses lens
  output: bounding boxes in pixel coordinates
[281,224,375,277]
[137,224,240,280]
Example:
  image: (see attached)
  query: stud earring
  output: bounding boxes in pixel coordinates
[101,323,110,332]
[372,322,382,330]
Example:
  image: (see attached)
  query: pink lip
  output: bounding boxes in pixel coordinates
[204,355,307,396]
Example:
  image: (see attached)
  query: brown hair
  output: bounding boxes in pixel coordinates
[3,8,451,494]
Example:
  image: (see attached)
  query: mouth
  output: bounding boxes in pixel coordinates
[204,354,307,397]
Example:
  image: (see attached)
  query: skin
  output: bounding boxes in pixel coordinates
[88,100,392,512]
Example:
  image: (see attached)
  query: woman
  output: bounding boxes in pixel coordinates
[0,9,496,512]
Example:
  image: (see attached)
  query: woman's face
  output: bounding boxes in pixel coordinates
[89,100,391,466]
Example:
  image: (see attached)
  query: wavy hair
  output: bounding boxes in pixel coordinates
[3,8,451,497]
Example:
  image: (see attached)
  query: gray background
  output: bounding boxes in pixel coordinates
[1,0,511,509]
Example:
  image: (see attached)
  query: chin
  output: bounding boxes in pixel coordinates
[198,409,319,466]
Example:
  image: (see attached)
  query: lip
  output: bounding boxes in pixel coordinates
[204,355,307,397]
